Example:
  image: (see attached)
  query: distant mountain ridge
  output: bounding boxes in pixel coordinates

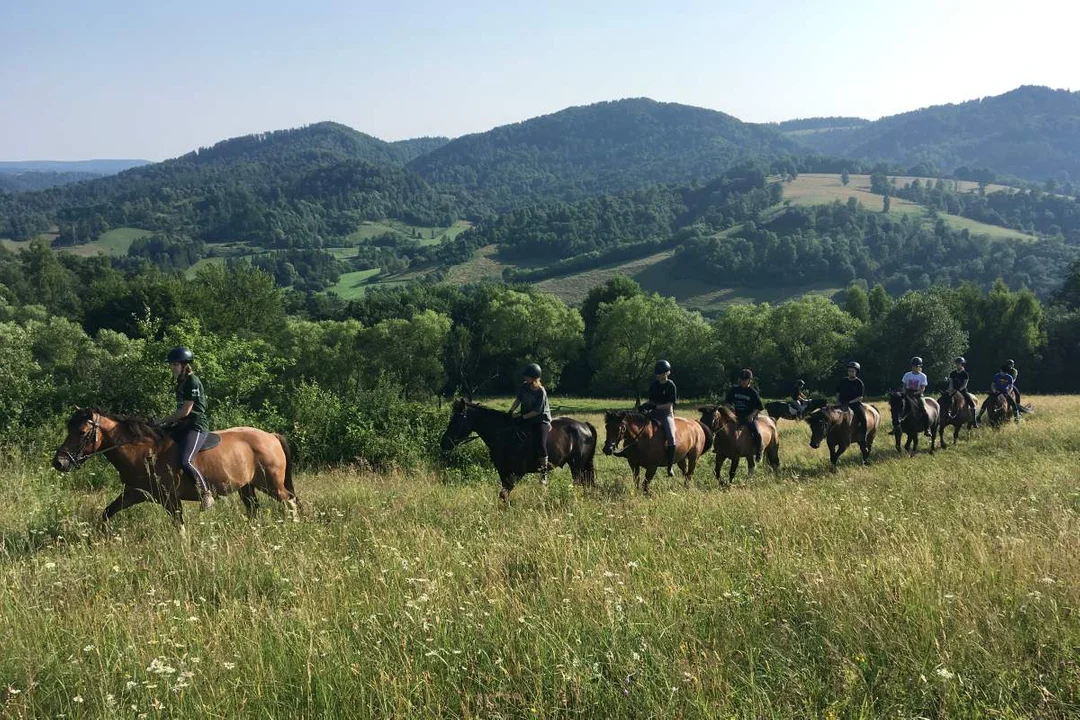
[783,86,1080,181]
[407,98,800,210]
[0,159,148,175]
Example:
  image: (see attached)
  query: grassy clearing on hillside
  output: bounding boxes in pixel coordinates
[67,227,152,257]
[445,245,516,284]
[3,397,1077,717]
[346,220,470,247]
[784,175,1036,241]
[327,268,382,299]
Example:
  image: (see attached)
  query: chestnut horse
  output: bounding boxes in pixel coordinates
[805,403,880,469]
[937,390,976,447]
[440,399,597,501]
[601,411,707,494]
[53,408,298,529]
[697,405,780,486]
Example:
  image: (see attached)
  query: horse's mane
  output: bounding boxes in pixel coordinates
[605,409,648,423]
[454,398,513,418]
[74,407,162,443]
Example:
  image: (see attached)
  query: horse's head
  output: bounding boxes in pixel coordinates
[697,405,719,431]
[887,392,906,422]
[53,407,105,472]
[805,408,831,449]
[602,410,643,456]
[440,398,475,452]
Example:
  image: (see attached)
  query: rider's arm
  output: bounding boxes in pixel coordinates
[162,401,194,425]
[507,398,520,416]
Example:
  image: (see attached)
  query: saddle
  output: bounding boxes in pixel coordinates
[167,427,222,452]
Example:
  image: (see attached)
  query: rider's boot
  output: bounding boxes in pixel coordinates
[754,435,762,463]
[665,445,676,477]
[195,478,215,512]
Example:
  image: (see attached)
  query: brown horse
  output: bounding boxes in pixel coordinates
[805,404,880,469]
[887,392,939,455]
[697,405,780,486]
[937,390,976,447]
[52,408,299,530]
[440,400,597,501]
[601,411,707,494]
[980,392,1011,429]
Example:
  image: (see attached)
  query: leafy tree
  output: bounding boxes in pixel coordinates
[882,195,891,213]
[841,170,850,186]
[361,310,452,398]
[843,283,871,322]
[868,284,892,321]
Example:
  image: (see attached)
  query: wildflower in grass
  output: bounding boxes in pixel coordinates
[126,681,137,690]
[936,667,955,680]
[73,695,84,703]
[44,562,56,570]
[7,686,20,695]
[222,662,236,670]
[83,644,95,653]
[147,658,176,675]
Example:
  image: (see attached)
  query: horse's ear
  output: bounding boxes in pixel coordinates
[74,404,82,411]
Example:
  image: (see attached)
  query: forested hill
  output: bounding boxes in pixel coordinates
[785,86,1080,182]
[407,98,800,211]
[0,171,103,193]
[0,123,461,243]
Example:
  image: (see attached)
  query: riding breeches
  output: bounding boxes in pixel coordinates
[738,412,762,448]
[846,402,868,435]
[531,421,551,459]
[177,428,210,493]
[651,412,677,448]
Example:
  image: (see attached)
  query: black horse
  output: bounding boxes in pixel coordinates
[440,399,598,500]
[887,392,939,455]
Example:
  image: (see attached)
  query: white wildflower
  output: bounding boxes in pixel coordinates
[936,667,955,680]
[222,662,236,670]
[73,695,84,703]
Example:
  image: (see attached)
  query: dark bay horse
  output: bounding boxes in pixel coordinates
[440,399,597,501]
[937,390,976,447]
[697,405,780,486]
[805,404,880,469]
[887,392,939,454]
[766,398,825,422]
[53,408,298,530]
[980,392,1011,429]
[601,411,708,494]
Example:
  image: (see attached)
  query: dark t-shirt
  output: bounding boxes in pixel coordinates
[516,384,552,424]
[647,379,677,407]
[837,377,865,404]
[725,385,763,417]
[949,369,969,391]
[176,373,210,432]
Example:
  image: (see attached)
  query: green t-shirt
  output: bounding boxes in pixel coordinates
[176,373,210,432]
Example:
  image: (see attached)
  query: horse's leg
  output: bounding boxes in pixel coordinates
[929,426,936,454]
[829,444,840,471]
[642,467,657,496]
[631,462,641,491]
[728,456,740,485]
[767,439,780,471]
[161,492,185,532]
[747,455,757,479]
[239,485,259,519]
[679,454,692,489]
[102,486,148,524]
[894,430,902,454]
[498,472,515,502]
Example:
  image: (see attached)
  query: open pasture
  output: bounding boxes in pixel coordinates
[1,396,1078,717]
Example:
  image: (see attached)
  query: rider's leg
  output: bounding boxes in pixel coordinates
[852,402,869,445]
[1005,391,1021,421]
[178,429,213,511]
[536,422,551,469]
[663,415,677,477]
[964,391,979,426]
[746,412,762,461]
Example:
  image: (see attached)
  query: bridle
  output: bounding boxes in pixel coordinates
[607,414,645,452]
[444,407,480,448]
[55,411,133,468]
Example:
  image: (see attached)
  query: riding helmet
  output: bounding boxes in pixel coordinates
[954,356,966,365]
[795,379,805,387]
[910,356,923,366]
[654,360,672,374]
[167,347,194,364]
[1005,358,1015,367]
[522,363,542,379]
[847,361,861,371]
[739,368,754,380]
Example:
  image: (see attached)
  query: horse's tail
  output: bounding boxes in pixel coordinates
[275,433,299,506]
[697,419,714,455]
[580,422,598,486]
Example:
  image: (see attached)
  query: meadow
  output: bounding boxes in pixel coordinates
[1,396,1078,718]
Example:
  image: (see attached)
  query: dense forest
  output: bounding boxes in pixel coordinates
[0,171,103,193]
[788,86,1080,182]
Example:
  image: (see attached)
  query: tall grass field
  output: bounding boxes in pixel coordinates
[2,397,1078,717]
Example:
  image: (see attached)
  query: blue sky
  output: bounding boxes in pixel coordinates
[1,0,1076,160]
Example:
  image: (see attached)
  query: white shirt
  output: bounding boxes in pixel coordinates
[902,371,928,391]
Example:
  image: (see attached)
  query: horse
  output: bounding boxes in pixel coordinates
[440,399,597,501]
[887,392,939,454]
[601,411,708,494]
[980,391,1011,429]
[697,405,780,486]
[766,398,826,422]
[936,390,976,447]
[52,407,298,530]
[805,403,880,469]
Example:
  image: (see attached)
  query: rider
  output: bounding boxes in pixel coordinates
[791,380,809,417]
[160,347,214,511]
[726,369,764,462]
[837,361,868,445]
[1004,358,1023,408]
[901,356,931,436]
[978,363,1021,424]
[948,356,979,428]
[636,360,678,477]
[507,363,553,471]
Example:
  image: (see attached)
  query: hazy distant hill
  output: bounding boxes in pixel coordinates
[785,86,1080,181]
[0,159,148,175]
[0,171,102,193]
[408,98,800,210]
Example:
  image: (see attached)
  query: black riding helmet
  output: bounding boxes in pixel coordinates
[522,363,542,379]
[167,347,194,364]
[847,361,861,371]
[739,368,753,381]
[954,356,966,365]
[654,360,672,375]
[795,379,805,387]
[1005,359,1015,367]
[910,356,923,366]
